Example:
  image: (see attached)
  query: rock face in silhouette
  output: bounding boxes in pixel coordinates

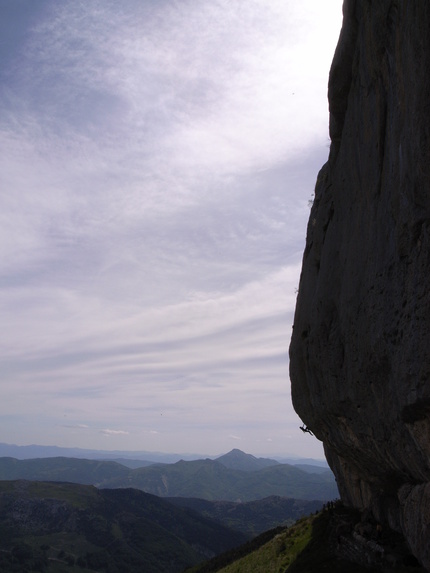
[289,1,430,569]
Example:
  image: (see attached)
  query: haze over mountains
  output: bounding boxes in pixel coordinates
[0,443,328,467]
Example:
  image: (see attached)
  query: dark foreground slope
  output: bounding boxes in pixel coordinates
[0,480,248,573]
[186,503,425,573]
[289,1,430,569]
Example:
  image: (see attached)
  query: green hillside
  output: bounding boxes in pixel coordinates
[186,504,426,573]
[0,480,248,573]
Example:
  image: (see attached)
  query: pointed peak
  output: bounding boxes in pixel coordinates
[216,449,279,472]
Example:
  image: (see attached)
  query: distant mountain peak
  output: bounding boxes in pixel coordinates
[216,449,279,472]
[224,448,250,457]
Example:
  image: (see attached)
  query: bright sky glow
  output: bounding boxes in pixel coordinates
[0,0,343,458]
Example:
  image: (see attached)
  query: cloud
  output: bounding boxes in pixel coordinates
[0,0,343,458]
[100,429,129,436]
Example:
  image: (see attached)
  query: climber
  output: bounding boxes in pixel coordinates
[300,425,314,436]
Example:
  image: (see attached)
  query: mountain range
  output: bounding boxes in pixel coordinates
[0,443,328,467]
[0,448,338,571]
[0,449,337,502]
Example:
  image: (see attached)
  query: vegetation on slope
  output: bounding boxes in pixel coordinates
[186,503,427,573]
[184,516,317,573]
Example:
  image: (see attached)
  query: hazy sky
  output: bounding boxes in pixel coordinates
[0,0,343,459]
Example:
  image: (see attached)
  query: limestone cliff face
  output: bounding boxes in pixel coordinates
[289,1,430,569]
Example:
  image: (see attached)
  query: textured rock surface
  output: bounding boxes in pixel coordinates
[289,1,430,569]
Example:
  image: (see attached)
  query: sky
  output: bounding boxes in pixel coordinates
[0,0,343,460]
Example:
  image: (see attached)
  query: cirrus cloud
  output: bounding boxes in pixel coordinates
[0,0,343,458]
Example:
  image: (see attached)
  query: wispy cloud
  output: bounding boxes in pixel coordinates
[0,0,343,457]
[100,429,129,437]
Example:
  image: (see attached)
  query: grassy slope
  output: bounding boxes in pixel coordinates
[217,517,315,573]
[186,505,427,573]
[185,516,319,573]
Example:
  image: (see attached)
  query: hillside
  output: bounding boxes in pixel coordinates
[186,503,425,573]
[0,456,338,501]
[0,480,248,573]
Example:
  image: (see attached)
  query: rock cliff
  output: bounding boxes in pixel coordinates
[289,1,430,569]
